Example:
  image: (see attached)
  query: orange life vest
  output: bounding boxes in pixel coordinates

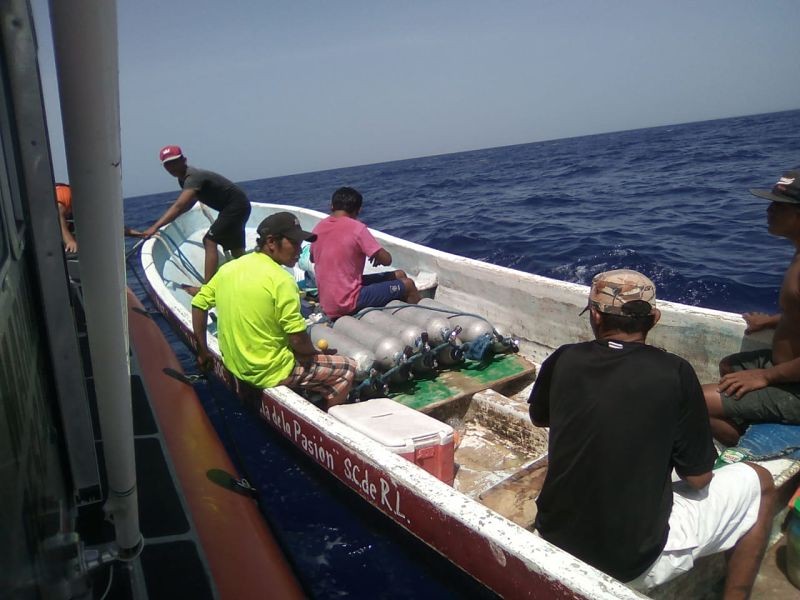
[55,183,72,214]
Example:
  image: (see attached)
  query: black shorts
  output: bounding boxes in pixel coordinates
[205,201,251,251]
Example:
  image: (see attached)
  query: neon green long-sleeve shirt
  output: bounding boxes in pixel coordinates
[191,252,306,387]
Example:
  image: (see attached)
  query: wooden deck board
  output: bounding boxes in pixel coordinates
[388,353,536,411]
[478,457,548,529]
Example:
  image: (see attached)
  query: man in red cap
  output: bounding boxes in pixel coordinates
[128,146,251,290]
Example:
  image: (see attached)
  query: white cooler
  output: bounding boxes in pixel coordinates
[329,398,455,485]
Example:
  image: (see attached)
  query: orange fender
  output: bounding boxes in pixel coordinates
[127,290,304,600]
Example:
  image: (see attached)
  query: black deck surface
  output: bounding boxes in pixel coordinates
[78,367,213,599]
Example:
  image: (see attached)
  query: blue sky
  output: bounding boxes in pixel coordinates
[32,1,800,197]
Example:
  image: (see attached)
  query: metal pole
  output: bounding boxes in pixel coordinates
[49,0,142,556]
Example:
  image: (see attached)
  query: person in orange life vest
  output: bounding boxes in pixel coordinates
[55,182,77,253]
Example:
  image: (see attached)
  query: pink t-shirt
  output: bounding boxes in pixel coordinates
[311,215,382,318]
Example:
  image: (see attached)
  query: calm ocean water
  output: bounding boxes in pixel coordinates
[128,109,800,314]
[124,109,800,598]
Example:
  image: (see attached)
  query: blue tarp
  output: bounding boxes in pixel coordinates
[737,422,800,460]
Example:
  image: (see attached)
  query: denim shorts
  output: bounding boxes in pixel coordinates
[355,272,405,311]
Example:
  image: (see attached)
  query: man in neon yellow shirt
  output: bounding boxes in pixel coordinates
[191,212,356,409]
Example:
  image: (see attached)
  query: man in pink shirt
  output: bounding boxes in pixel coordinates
[311,187,420,319]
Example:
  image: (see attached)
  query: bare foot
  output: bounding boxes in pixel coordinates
[180,284,200,296]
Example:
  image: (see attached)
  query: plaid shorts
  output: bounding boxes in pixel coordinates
[280,353,357,407]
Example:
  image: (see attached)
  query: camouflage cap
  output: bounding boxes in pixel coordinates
[581,269,656,317]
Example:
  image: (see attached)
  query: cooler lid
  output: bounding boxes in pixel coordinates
[329,398,453,449]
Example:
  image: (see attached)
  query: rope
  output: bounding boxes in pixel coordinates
[124,232,205,310]
[150,232,204,284]
[156,231,205,281]
[124,241,149,293]
[124,238,144,261]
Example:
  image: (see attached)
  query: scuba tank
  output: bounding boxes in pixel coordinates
[387,300,454,344]
[418,298,519,359]
[333,316,411,373]
[356,308,436,372]
[307,323,375,381]
[386,300,463,366]
[419,298,495,343]
[357,308,427,353]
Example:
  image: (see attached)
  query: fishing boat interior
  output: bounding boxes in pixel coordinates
[141,201,800,599]
[144,205,549,509]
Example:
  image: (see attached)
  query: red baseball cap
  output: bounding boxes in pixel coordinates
[159,145,184,164]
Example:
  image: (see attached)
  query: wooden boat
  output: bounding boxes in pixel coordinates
[137,201,800,598]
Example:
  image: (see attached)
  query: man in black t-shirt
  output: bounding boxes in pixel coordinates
[128,145,251,290]
[529,269,774,597]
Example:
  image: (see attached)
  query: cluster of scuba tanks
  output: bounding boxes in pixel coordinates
[307,298,519,401]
